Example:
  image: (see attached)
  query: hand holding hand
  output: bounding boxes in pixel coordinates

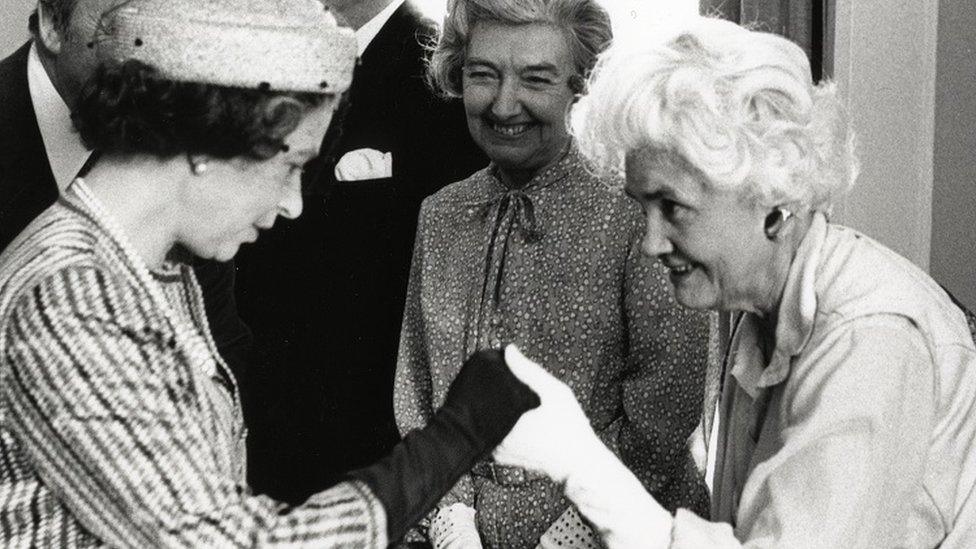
[442,348,541,449]
[348,349,537,543]
[493,346,676,549]
[491,345,604,483]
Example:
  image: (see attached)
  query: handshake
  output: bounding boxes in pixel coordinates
[362,346,671,549]
[489,345,607,483]
[470,346,673,549]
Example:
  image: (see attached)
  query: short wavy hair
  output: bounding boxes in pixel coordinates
[428,0,613,98]
[574,17,858,211]
[74,60,330,160]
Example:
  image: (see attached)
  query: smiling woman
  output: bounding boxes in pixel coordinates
[393,1,713,548]
[491,16,976,549]
[459,22,577,186]
[623,149,789,313]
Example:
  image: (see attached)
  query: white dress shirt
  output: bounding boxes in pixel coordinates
[26,42,91,191]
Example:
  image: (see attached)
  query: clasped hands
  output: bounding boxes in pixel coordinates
[491,345,606,483]
[493,345,675,549]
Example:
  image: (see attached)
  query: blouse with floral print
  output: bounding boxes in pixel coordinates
[394,145,711,548]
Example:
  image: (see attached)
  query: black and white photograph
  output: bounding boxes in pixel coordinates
[0,0,973,546]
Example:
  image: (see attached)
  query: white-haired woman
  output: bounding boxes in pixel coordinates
[393,0,712,547]
[490,17,976,549]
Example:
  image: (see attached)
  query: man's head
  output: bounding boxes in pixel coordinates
[30,0,123,106]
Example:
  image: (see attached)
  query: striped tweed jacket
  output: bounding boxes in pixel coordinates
[0,189,386,547]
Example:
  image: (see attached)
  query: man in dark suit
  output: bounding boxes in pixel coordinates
[236,0,486,503]
[0,3,250,375]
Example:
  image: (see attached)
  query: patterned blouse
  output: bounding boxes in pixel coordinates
[394,145,711,548]
[0,188,386,548]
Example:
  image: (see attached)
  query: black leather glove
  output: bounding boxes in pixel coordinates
[347,349,540,544]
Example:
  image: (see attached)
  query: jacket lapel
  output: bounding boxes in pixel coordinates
[0,41,60,249]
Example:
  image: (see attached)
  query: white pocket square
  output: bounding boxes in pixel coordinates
[334,148,393,181]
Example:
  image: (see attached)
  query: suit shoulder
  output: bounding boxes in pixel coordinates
[0,43,32,116]
[400,2,440,39]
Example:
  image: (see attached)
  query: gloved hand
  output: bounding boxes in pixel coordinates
[494,345,674,549]
[491,345,603,483]
[430,504,483,549]
[348,349,539,543]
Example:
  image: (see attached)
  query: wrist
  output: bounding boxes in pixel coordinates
[562,437,620,497]
[557,427,611,485]
[347,414,486,542]
[564,443,673,548]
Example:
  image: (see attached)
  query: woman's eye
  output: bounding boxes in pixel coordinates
[661,199,687,221]
[464,69,497,81]
[524,75,555,86]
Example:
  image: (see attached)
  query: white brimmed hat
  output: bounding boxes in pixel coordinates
[95,0,357,94]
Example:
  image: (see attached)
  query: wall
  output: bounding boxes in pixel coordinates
[830,0,939,272]
[1,0,33,56]
[931,0,976,311]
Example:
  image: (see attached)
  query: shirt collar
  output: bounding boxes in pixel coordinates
[27,42,92,192]
[354,0,407,57]
[730,212,828,396]
[485,141,578,195]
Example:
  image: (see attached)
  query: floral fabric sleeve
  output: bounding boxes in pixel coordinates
[393,203,476,540]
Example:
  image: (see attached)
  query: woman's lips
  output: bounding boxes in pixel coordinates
[487,120,533,137]
[663,260,696,282]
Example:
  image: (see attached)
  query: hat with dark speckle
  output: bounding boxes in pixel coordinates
[94,0,357,94]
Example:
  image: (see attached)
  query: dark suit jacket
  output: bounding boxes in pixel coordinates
[0,42,251,381]
[235,3,487,503]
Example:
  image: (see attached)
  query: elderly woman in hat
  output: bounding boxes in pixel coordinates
[393,0,712,547]
[490,16,976,549]
[0,1,540,547]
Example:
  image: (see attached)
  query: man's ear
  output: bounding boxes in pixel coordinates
[36,2,65,56]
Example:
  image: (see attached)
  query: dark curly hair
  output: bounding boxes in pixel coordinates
[73,60,330,160]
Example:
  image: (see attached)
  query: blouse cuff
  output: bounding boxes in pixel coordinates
[538,506,599,548]
[343,479,390,548]
[430,503,481,549]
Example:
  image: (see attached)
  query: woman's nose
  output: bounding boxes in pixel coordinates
[278,177,304,219]
[490,78,522,119]
[640,208,673,258]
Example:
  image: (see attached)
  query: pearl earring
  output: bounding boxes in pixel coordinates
[191,160,208,176]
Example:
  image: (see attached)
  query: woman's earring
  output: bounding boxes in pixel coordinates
[764,208,793,240]
[568,74,585,98]
[187,154,208,176]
